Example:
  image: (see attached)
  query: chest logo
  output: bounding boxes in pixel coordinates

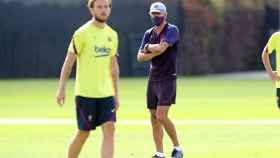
[108,37,112,42]
[94,46,111,57]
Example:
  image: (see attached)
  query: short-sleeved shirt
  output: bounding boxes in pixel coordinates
[139,23,179,81]
[68,21,118,98]
[267,32,280,88]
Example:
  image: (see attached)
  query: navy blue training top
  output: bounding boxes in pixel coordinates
[139,23,179,81]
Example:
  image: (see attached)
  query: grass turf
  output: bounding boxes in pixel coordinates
[0,77,279,158]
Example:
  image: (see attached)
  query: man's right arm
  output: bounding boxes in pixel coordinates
[137,49,158,63]
[137,31,156,63]
[262,45,280,81]
[56,52,77,106]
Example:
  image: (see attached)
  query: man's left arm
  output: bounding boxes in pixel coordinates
[145,41,170,55]
[111,56,120,110]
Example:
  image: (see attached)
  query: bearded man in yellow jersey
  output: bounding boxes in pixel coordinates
[56,0,119,158]
[262,31,280,110]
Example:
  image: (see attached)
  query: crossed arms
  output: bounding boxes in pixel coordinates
[137,41,170,63]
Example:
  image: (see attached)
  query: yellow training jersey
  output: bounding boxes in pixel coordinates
[267,31,280,88]
[68,21,118,98]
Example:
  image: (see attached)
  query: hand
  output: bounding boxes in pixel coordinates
[114,96,120,111]
[138,52,148,62]
[269,71,280,81]
[137,51,154,63]
[141,49,151,54]
[144,44,149,52]
[56,88,65,106]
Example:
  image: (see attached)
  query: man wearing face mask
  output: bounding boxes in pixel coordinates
[137,2,183,158]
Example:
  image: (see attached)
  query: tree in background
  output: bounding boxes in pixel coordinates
[179,0,279,75]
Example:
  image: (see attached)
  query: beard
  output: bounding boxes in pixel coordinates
[95,15,107,23]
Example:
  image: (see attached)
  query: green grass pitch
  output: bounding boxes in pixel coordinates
[0,77,279,158]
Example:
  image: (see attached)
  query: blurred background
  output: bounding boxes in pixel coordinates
[0,0,279,78]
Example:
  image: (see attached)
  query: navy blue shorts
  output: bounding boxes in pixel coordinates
[276,89,280,109]
[75,96,116,131]
[147,79,176,109]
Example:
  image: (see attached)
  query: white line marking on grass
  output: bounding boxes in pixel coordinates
[0,119,74,125]
[1,119,280,125]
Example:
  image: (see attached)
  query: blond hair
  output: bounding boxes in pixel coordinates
[88,0,112,8]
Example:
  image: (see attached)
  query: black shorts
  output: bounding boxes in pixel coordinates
[75,96,116,131]
[276,89,280,108]
[276,88,280,97]
[147,79,176,109]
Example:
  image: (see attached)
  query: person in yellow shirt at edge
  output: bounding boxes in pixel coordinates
[56,0,119,158]
[262,31,280,110]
